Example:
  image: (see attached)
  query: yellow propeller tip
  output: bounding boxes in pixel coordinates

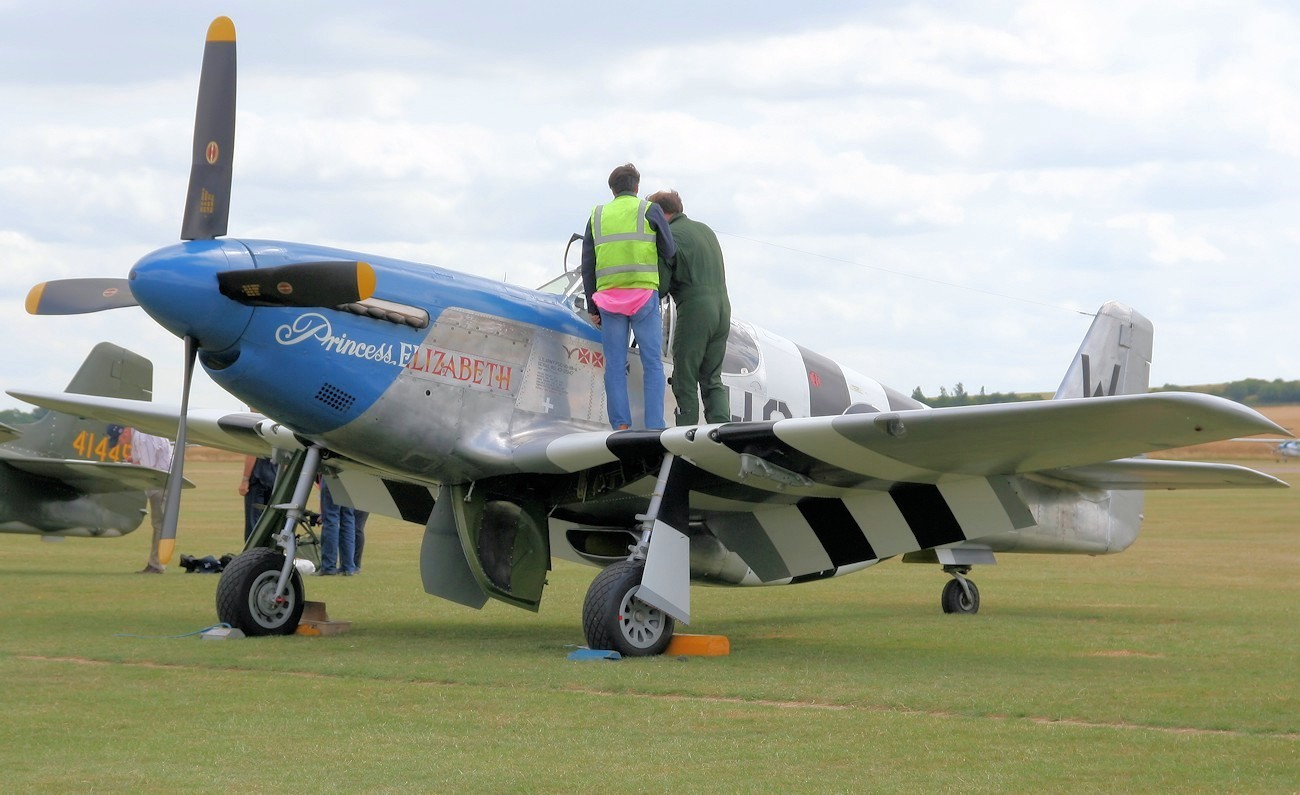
[25,284,45,315]
[158,538,176,566]
[357,262,377,301]
[207,16,235,43]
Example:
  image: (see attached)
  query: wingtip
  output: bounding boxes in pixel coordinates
[207,16,235,43]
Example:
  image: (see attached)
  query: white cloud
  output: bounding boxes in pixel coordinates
[0,0,1296,412]
[1106,212,1226,264]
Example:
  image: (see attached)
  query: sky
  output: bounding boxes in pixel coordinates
[1,0,1296,413]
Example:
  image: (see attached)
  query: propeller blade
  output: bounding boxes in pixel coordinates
[180,17,236,241]
[217,261,377,307]
[157,335,197,565]
[25,279,138,315]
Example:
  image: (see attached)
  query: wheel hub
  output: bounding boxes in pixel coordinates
[249,570,293,627]
[617,590,666,649]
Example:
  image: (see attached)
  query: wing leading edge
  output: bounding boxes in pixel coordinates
[516,392,1288,494]
[8,390,274,458]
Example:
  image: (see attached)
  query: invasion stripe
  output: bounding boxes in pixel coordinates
[754,505,835,576]
[604,430,667,465]
[889,482,966,548]
[796,497,877,565]
[706,511,791,582]
[796,344,851,416]
[383,479,438,524]
[841,491,922,558]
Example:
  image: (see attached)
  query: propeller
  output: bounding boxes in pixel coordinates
[218,261,377,307]
[25,17,378,562]
[25,279,138,315]
[181,16,236,241]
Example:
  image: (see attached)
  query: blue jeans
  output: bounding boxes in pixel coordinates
[243,480,273,541]
[600,297,665,430]
[319,482,357,574]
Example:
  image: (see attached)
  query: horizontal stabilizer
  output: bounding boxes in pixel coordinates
[2,457,194,494]
[0,422,19,444]
[1043,458,1288,490]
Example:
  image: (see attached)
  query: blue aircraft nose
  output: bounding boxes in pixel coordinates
[128,240,253,352]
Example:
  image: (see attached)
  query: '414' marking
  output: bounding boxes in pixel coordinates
[71,431,129,463]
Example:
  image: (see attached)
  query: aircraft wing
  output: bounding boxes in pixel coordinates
[0,455,194,494]
[516,392,1289,491]
[7,390,275,458]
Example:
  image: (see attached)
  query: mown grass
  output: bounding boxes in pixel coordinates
[1,458,1297,793]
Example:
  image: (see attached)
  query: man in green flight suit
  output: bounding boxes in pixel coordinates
[647,189,732,426]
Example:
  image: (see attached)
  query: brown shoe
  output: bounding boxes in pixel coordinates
[137,565,164,574]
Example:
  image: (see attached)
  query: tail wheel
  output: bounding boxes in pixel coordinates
[216,547,305,635]
[582,560,675,656]
[941,577,980,614]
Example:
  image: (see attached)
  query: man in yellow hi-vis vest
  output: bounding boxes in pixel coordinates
[581,163,677,430]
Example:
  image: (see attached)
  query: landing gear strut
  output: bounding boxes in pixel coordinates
[581,453,690,656]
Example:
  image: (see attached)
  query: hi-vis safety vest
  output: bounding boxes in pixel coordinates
[591,195,659,291]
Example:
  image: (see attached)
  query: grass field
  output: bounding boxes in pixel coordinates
[2,438,1298,791]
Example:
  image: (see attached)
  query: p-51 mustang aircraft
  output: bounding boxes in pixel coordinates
[0,342,186,538]
[16,17,1289,655]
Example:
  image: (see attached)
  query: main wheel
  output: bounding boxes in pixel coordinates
[216,547,305,636]
[582,560,675,656]
[941,577,980,614]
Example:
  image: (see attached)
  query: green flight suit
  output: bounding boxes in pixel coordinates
[661,213,731,425]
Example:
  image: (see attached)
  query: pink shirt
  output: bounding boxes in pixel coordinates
[592,287,654,316]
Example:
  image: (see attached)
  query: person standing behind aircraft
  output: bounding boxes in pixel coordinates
[581,163,676,430]
[123,427,174,574]
[317,479,358,576]
[647,189,732,426]
[239,454,277,541]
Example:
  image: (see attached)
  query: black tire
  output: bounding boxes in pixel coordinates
[582,560,675,656]
[216,548,305,636]
[941,577,980,614]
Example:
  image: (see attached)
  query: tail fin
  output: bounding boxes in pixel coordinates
[1053,301,1153,400]
[11,343,153,460]
[1051,303,1153,552]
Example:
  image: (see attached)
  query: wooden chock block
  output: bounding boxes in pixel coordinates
[296,600,351,636]
[297,619,352,636]
[301,601,329,623]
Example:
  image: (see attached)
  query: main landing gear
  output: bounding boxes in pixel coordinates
[940,565,980,614]
[581,453,691,657]
[216,445,324,636]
